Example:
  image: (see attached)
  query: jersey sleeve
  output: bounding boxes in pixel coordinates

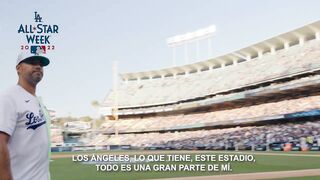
[0,95,17,136]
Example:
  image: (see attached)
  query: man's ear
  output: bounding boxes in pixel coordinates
[16,64,21,75]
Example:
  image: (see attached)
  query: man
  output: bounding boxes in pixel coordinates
[0,52,50,180]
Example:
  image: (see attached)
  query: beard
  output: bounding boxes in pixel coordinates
[27,71,43,86]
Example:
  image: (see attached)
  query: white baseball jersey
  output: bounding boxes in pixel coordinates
[0,85,50,180]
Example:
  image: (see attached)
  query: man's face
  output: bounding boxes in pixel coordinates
[16,59,44,86]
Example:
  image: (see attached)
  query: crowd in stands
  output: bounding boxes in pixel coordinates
[100,95,320,133]
[117,73,320,115]
[53,38,320,151]
[92,119,320,150]
[104,39,320,107]
[51,125,64,146]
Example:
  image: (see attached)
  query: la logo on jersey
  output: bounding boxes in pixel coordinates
[25,110,46,130]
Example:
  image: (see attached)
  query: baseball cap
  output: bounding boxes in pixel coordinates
[17,51,50,67]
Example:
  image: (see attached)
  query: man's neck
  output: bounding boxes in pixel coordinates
[17,81,36,96]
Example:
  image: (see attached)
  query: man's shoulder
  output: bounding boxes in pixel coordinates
[0,85,21,100]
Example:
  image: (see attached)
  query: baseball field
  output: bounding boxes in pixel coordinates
[50,150,320,180]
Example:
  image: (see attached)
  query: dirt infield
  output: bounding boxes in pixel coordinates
[149,169,320,180]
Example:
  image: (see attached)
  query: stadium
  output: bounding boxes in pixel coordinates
[51,21,320,179]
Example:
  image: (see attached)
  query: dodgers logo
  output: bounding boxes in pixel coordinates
[34,12,42,22]
[25,110,46,130]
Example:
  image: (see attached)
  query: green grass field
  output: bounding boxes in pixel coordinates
[50,150,320,180]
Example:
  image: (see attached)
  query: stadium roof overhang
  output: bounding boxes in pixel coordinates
[121,20,320,81]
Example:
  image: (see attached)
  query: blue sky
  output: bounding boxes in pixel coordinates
[1,0,320,118]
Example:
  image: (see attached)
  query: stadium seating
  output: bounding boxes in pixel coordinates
[100,94,320,133]
[64,22,320,152]
[104,39,320,108]
[92,119,320,150]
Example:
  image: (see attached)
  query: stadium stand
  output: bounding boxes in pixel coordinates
[92,119,320,151]
[51,124,64,146]
[94,21,320,151]
[47,21,319,152]
[102,21,320,111]
[104,39,320,108]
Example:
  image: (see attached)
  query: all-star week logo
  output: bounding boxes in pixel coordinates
[18,11,59,54]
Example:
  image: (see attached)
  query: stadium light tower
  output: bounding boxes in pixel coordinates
[167,25,216,66]
[112,61,119,136]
